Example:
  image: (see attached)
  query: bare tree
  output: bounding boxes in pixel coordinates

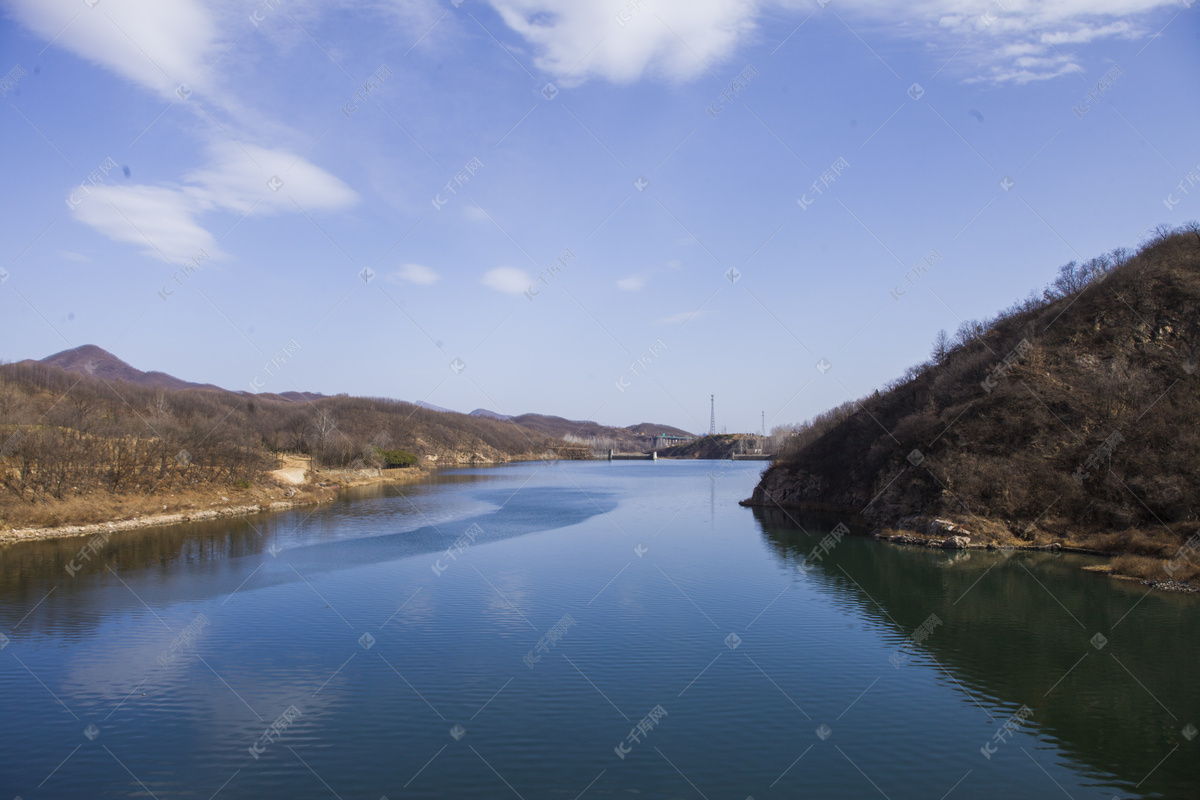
[931,329,951,364]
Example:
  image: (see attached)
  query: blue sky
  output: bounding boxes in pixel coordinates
[1,0,1197,434]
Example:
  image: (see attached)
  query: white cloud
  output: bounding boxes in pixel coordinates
[12,0,361,264]
[8,0,219,101]
[487,0,758,85]
[486,0,1177,86]
[68,142,358,263]
[659,309,709,325]
[71,184,218,264]
[617,275,645,291]
[185,141,359,215]
[462,205,492,223]
[394,263,440,285]
[483,266,533,294]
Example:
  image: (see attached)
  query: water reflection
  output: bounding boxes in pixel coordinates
[1,479,614,637]
[750,505,1200,799]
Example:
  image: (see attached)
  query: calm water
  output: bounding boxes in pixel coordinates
[1,461,1197,799]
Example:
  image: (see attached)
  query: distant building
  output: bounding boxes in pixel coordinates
[654,434,693,449]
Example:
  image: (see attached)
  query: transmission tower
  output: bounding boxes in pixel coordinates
[709,395,715,436]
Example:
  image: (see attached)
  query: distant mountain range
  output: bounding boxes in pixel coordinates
[21,345,694,442]
[26,345,323,403]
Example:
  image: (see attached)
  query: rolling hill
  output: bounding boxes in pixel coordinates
[744,225,1200,585]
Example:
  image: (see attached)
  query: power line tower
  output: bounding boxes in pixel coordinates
[709,395,715,436]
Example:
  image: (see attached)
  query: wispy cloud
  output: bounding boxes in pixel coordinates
[68,142,358,263]
[487,0,1176,86]
[617,275,646,291]
[9,0,218,102]
[482,266,533,294]
[393,263,440,285]
[659,309,709,325]
[13,0,360,265]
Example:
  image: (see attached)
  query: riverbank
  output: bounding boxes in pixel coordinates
[0,455,435,544]
[742,498,1199,593]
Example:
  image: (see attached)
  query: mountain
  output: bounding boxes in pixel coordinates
[470,408,510,420]
[744,226,1200,583]
[30,344,225,392]
[19,347,692,445]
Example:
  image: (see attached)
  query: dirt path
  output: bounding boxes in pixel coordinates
[270,454,309,485]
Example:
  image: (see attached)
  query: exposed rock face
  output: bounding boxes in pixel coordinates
[927,518,971,539]
[942,535,971,550]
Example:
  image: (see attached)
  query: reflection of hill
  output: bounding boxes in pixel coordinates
[0,485,614,636]
[750,506,1200,800]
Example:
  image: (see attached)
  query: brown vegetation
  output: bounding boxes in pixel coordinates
[747,224,1200,587]
[0,360,581,531]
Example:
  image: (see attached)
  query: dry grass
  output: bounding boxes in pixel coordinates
[1110,553,1198,583]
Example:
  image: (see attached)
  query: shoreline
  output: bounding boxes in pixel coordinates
[0,464,436,545]
[0,454,592,545]
[741,498,1199,594]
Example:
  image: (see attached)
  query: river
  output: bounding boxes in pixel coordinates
[1,460,1195,798]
